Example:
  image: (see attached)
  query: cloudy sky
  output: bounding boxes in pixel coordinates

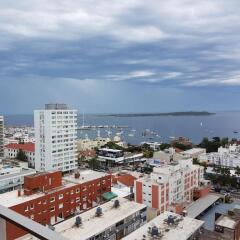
[1,0,240,114]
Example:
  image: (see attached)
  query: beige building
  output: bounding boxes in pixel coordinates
[77,137,111,151]
[153,147,183,163]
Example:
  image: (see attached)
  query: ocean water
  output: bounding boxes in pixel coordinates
[4,111,240,145]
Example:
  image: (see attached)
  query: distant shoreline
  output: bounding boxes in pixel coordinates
[97,111,216,117]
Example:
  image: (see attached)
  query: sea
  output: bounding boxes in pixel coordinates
[4,111,240,145]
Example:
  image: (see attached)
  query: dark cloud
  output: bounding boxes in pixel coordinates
[0,0,240,113]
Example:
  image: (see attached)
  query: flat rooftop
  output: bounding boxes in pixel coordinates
[0,167,36,181]
[186,193,221,218]
[216,215,237,229]
[54,198,146,240]
[99,148,122,152]
[123,211,204,240]
[0,182,76,208]
[63,170,109,184]
[0,170,109,207]
[182,148,205,154]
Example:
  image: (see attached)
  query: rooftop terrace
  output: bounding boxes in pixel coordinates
[123,211,204,240]
[54,198,146,240]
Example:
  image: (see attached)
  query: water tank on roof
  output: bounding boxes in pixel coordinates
[114,199,120,208]
[167,215,175,225]
[75,216,82,227]
[151,226,159,237]
[96,207,103,216]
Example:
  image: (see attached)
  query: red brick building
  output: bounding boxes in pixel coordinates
[0,170,111,240]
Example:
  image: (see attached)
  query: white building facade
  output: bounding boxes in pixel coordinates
[0,164,36,193]
[34,104,78,172]
[4,143,35,168]
[198,144,240,168]
[135,159,204,213]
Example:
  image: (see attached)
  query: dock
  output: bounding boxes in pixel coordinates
[77,125,129,130]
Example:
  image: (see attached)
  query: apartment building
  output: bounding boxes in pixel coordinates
[199,144,240,168]
[77,137,111,151]
[97,148,144,168]
[0,115,4,158]
[54,198,147,240]
[0,170,111,240]
[123,211,204,240]
[4,143,35,168]
[0,164,36,193]
[135,158,204,214]
[181,148,206,159]
[34,104,78,172]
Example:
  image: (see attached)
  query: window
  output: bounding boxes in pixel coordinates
[76,188,80,194]
[50,206,55,212]
[50,197,55,202]
[25,206,29,212]
[30,204,34,210]
[76,197,80,203]
[59,203,63,209]
[59,194,63,200]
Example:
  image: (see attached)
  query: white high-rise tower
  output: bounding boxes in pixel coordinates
[34,104,78,172]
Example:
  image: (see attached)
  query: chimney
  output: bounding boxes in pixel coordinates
[75,172,80,179]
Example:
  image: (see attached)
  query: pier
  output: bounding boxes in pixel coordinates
[77,125,129,130]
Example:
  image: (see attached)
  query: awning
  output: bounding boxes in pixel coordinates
[102,192,118,200]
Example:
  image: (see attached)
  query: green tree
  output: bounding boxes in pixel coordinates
[143,150,153,158]
[160,143,171,150]
[88,158,100,170]
[16,149,27,162]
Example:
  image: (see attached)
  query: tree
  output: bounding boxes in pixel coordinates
[160,143,171,150]
[88,158,100,170]
[143,150,153,158]
[16,149,27,162]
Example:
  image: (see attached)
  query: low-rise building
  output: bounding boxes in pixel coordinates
[141,141,162,151]
[0,164,36,193]
[54,198,147,240]
[4,143,35,168]
[135,158,204,214]
[97,148,144,168]
[181,148,206,159]
[123,211,204,240]
[153,147,183,164]
[0,170,111,240]
[77,137,111,151]
[199,144,240,168]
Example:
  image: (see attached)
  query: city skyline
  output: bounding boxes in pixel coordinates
[1,0,240,114]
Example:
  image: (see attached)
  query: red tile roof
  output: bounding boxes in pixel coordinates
[5,143,35,153]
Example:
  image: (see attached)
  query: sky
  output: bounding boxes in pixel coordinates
[0,0,240,114]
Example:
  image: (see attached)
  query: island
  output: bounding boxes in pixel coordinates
[98,111,215,117]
